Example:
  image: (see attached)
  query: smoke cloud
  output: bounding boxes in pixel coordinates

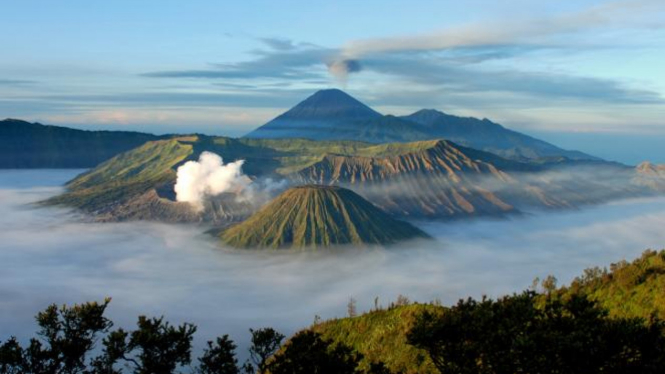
[174,152,252,211]
[327,59,362,83]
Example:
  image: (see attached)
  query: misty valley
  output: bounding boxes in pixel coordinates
[2,167,665,373]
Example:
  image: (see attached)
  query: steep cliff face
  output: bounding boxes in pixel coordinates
[219,185,429,249]
[292,140,554,218]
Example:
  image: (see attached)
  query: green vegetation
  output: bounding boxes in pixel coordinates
[558,249,665,320]
[266,331,363,374]
[312,302,443,374]
[407,291,665,374]
[46,138,194,211]
[300,251,665,373]
[219,185,430,249]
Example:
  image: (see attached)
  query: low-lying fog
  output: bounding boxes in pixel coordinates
[2,169,665,357]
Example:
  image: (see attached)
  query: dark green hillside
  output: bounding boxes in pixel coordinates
[219,185,430,249]
[559,249,665,320]
[311,303,443,374]
[0,119,161,168]
[295,251,665,373]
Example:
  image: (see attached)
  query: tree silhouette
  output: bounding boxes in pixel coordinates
[247,327,284,373]
[267,330,362,374]
[197,335,239,374]
[0,299,112,374]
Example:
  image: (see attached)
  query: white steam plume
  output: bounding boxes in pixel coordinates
[174,152,251,211]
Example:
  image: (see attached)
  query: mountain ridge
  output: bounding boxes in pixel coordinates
[401,109,596,161]
[47,135,653,225]
[0,118,163,168]
[244,89,598,162]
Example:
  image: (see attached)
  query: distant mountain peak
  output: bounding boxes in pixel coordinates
[304,88,364,103]
[412,108,445,116]
[275,89,382,121]
[637,161,665,173]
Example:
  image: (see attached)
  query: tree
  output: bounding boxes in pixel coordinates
[365,362,393,374]
[0,337,24,374]
[101,316,197,374]
[348,298,357,318]
[266,331,362,374]
[0,299,112,374]
[247,328,284,373]
[197,335,239,374]
[407,291,665,374]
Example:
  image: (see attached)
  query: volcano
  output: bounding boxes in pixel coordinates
[244,89,381,139]
[219,185,429,249]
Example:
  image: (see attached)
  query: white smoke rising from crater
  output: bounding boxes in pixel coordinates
[174,152,252,211]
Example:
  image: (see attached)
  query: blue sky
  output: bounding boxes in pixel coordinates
[2,0,665,162]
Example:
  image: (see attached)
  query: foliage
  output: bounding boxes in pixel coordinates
[0,300,197,374]
[1,300,394,374]
[408,291,665,374]
[311,303,443,374]
[266,331,362,374]
[197,335,239,374]
[247,328,284,373]
[6,251,665,373]
[559,249,665,320]
[0,299,113,374]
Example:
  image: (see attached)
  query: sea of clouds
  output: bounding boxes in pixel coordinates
[1,169,665,359]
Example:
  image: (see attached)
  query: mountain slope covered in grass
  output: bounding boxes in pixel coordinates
[219,185,429,249]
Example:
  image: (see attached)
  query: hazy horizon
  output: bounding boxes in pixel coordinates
[6,104,665,165]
